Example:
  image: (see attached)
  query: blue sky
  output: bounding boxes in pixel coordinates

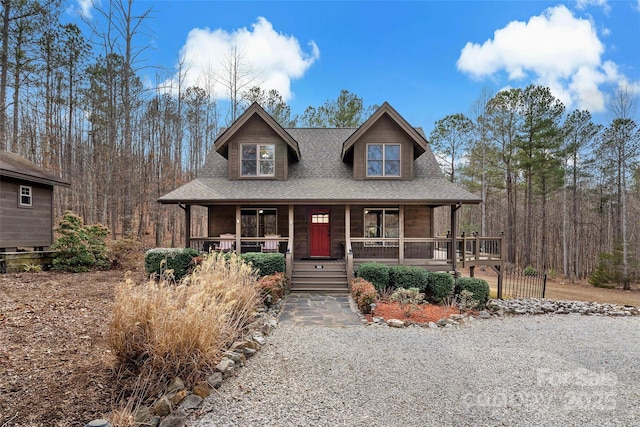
[70,0,640,132]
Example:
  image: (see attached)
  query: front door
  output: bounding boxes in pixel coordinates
[310,210,331,257]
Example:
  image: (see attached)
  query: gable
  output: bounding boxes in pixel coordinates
[341,102,428,162]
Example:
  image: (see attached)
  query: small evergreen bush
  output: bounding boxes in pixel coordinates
[424,272,454,304]
[357,262,390,291]
[51,211,110,272]
[523,265,537,276]
[240,252,285,276]
[455,277,490,307]
[145,247,199,281]
[350,277,378,314]
[389,265,429,291]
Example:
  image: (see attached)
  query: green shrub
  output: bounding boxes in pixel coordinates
[357,262,390,291]
[240,252,285,276]
[51,211,110,272]
[523,265,537,276]
[389,265,429,291]
[455,277,490,307]
[390,287,425,317]
[424,272,454,304]
[145,247,199,281]
[350,277,378,314]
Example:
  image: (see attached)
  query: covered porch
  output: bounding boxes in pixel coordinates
[181,202,503,288]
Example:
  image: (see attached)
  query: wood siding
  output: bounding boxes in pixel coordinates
[0,178,53,248]
[293,205,346,259]
[227,115,288,180]
[349,205,432,237]
[352,113,414,181]
[208,205,236,236]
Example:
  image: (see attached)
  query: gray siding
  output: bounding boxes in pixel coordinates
[0,177,53,248]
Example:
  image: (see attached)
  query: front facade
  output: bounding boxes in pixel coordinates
[0,151,70,251]
[159,103,502,291]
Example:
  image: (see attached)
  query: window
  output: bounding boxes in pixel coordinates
[19,185,32,207]
[241,208,277,237]
[364,208,399,245]
[311,213,329,224]
[367,143,400,177]
[241,143,275,177]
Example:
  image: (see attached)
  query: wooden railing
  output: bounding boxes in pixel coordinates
[189,236,289,254]
[350,236,502,268]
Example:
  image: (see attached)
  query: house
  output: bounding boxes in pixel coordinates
[159,102,503,291]
[0,151,70,272]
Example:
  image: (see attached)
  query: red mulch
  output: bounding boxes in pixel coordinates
[366,301,459,324]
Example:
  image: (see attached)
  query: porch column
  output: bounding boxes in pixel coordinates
[451,203,460,274]
[287,205,294,280]
[399,205,405,263]
[183,204,191,249]
[235,206,241,252]
[345,204,354,281]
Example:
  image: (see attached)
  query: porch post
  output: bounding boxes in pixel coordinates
[399,205,404,264]
[451,203,460,274]
[235,206,241,252]
[286,205,294,280]
[345,204,354,281]
[184,204,191,249]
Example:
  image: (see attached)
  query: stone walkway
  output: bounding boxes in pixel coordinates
[278,293,363,326]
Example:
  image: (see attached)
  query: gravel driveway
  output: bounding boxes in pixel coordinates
[191,315,640,426]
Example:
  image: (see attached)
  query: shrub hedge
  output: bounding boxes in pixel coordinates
[389,265,429,291]
[424,272,454,303]
[357,262,390,291]
[145,248,199,281]
[455,277,490,306]
[240,252,285,276]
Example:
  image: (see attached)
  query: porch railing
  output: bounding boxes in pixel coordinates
[350,236,502,267]
[189,236,289,254]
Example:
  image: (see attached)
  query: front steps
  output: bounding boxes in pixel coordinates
[290,259,349,293]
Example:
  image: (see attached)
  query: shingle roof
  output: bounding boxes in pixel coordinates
[159,126,481,205]
[0,151,70,187]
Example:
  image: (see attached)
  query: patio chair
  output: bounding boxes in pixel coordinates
[215,234,235,252]
[261,234,280,253]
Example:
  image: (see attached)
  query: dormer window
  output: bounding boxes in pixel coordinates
[367,143,400,177]
[241,143,275,177]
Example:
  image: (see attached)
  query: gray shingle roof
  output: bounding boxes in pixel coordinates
[0,151,70,187]
[159,127,481,205]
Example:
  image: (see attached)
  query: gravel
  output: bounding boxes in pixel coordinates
[191,315,640,427]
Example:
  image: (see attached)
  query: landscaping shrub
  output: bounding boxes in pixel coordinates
[240,252,285,276]
[357,262,390,291]
[109,252,261,387]
[107,238,143,270]
[424,272,454,304]
[51,211,110,272]
[523,265,537,276]
[455,277,490,307]
[389,265,429,291]
[350,277,378,314]
[390,287,425,317]
[144,247,199,281]
[257,271,289,302]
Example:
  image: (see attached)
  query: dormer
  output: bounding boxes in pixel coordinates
[213,103,301,181]
[341,102,428,181]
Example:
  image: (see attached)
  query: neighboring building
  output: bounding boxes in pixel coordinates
[159,102,502,291]
[0,151,70,251]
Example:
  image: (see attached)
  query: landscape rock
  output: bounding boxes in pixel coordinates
[386,319,405,328]
[216,358,236,379]
[207,372,224,389]
[168,389,188,405]
[153,396,172,417]
[428,322,438,329]
[166,377,185,394]
[158,413,187,427]
[486,298,640,317]
[179,394,203,410]
[192,381,210,398]
[223,350,246,366]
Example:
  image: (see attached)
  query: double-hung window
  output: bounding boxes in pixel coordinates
[366,143,400,177]
[19,185,32,207]
[241,143,275,177]
[364,208,399,246]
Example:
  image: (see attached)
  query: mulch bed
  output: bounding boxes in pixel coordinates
[365,301,460,324]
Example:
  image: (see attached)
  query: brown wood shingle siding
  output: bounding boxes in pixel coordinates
[227,115,288,181]
[0,178,53,248]
[351,113,414,181]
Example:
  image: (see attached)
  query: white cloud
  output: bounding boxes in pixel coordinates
[73,0,94,19]
[575,0,610,13]
[456,5,639,112]
[163,17,319,102]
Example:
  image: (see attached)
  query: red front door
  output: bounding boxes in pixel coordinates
[310,210,331,257]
